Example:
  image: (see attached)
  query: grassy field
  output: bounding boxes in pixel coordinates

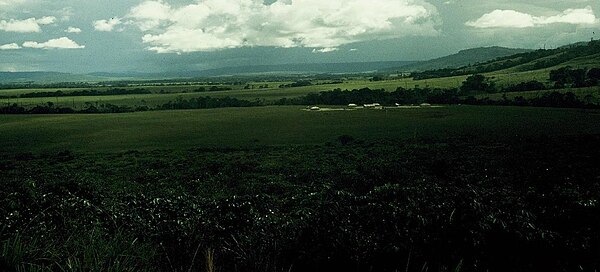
[2,105,600,153]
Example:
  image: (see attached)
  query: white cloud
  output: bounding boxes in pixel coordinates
[0,43,20,50]
[65,26,81,33]
[126,0,439,53]
[0,0,25,6]
[312,47,338,53]
[0,16,56,32]
[93,18,121,32]
[128,0,171,31]
[467,6,597,28]
[22,37,85,49]
[58,7,75,22]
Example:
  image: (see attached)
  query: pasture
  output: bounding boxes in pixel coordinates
[1,105,600,153]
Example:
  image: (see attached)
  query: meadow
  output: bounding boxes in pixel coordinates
[1,105,600,153]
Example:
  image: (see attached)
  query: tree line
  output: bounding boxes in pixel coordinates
[0,88,151,99]
[0,96,259,114]
[275,87,597,109]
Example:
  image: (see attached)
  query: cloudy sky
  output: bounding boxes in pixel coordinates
[0,0,598,73]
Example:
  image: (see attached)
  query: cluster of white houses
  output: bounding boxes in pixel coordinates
[308,103,431,111]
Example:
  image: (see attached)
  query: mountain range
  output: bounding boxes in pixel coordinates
[1,41,598,84]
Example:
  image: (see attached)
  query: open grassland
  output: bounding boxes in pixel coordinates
[1,105,600,153]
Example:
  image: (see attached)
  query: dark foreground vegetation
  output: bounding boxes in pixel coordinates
[1,134,599,271]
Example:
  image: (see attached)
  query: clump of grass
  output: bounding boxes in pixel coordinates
[1,230,157,272]
[205,249,215,272]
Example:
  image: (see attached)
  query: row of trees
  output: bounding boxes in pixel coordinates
[0,96,259,114]
[0,86,236,100]
[460,66,599,95]
[276,87,459,106]
[463,92,591,108]
[549,66,600,88]
[276,87,596,109]
[451,74,543,94]
[159,96,260,110]
[0,88,152,99]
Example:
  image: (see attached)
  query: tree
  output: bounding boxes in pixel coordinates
[460,74,495,94]
[587,68,600,85]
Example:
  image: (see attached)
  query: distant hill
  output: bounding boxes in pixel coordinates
[409,40,600,80]
[388,47,532,72]
[1,61,415,84]
[188,61,415,76]
[0,72,108,84]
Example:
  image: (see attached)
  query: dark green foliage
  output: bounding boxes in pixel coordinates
[0,96,260,114]
[370,75,385,81]
[504,80,546,92]
[192,86,233,92]
[18,88,152,98]
[276,87,460,106]
[279,81,313,88]
[588,68,600,83]
[549,67,588,88]
[460,74,496,94]
[159,96,260,110]
[463,92,592,108]
[0,104,26,114]
[1,135,600,271]
[337,135,355,145]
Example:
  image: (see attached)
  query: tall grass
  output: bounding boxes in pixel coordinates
[0,230,157,272]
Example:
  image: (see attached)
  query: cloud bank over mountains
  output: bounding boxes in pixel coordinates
[0,0,598,72]
[118,0,441,53]
[467,6,597,28]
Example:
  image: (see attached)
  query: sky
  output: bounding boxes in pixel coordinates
[0,0,599,73]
